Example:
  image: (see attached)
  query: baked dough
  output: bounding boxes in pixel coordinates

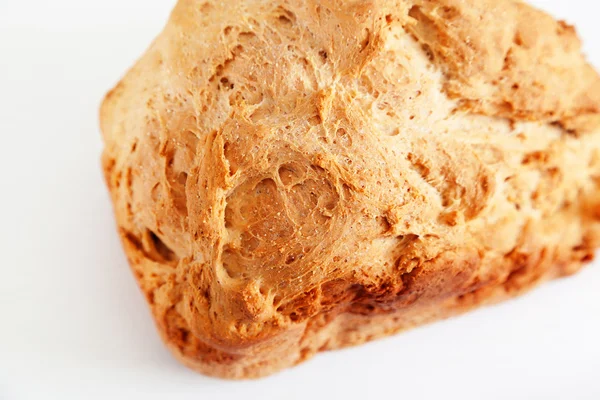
[100,0,600,378]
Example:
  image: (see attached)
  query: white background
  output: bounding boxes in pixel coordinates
[1,0,599,399]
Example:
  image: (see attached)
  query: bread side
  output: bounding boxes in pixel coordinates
[100,0,600,378]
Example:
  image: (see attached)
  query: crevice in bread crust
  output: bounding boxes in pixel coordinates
[403,0,600,133]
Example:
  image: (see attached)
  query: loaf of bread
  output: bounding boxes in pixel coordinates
[100,0,600,379]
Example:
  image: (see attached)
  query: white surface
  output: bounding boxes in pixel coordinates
[1,0,599,399]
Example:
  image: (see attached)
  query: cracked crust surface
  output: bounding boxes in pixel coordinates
[100,0,600,378]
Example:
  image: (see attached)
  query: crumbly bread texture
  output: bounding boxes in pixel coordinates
[100,0,600,379]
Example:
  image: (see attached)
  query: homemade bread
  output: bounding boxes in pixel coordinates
[100,0,600,378]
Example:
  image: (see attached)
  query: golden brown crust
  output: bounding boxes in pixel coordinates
[405,0,600,130]
[100,0,600,378]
